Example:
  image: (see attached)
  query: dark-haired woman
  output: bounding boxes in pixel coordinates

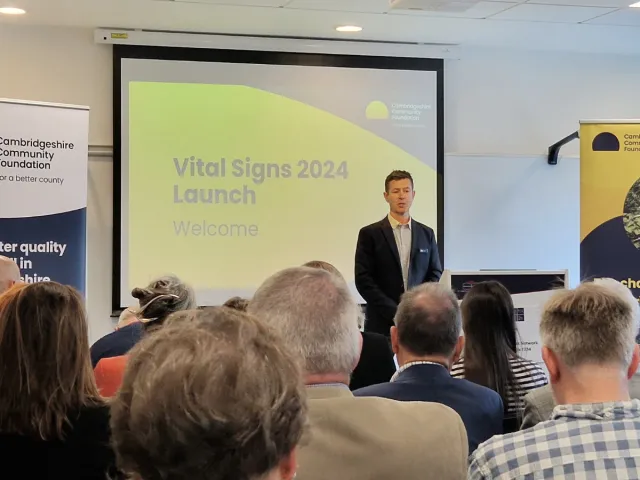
[451,281,548,431]
[0,282,120,479]
[94,275,196,397]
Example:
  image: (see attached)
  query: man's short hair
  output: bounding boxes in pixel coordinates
[223,296,250,312]
[110,307,307,480]
[302,260,345,281]
[395,283,461,357]
[385,170,414,192]
[248,267,361,376]
[541,279,640,368]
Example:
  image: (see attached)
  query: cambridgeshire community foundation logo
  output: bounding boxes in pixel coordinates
[592,132,620,151]
[0,135,75,170]
[592,130,640,153]
[365,101,389,120]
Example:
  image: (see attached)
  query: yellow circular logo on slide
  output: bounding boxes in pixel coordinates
[365,101,389,120]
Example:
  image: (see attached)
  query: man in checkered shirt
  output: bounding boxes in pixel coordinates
[469,278,640,479]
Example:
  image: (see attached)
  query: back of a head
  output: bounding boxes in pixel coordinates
[302,260,345,282]
[541,279,639,369]
[223,296,250,312]
[0,281,100,439]
[132,275,197,330]
[460,281,517,402]
[395,283,461,357]
[301,261,365,329]
[111,307,307,480]
[248,267,361,376]
[0,256,20,294]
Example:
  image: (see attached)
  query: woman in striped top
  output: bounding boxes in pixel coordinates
[451,281,548,420]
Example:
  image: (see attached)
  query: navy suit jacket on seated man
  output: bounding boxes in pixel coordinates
[355,171,442,336]
[355,281,504,453]
[355,363,503,453]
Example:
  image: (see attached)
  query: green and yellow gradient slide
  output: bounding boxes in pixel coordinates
[128,82,437,291]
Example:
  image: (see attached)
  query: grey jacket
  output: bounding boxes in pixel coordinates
[521,374,640,430]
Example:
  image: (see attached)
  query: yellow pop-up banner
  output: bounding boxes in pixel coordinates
[580,120,640,298]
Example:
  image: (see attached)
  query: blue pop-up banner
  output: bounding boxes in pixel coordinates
[0,99,89,293]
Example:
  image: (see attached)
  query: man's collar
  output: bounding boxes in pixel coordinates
[551,399,640,421]
[305,384,353,400]
[391,360,449,382]
[387,213,412,229]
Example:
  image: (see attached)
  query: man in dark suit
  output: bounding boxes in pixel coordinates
[355,170,442,336]
[90,307,144,368]
[354,282,504,453]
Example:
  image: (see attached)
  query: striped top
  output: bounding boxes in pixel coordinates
[451,356,548,416]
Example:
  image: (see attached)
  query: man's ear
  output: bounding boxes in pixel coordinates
[542,346,560,384]
[277,449,297,480]
[452,336,464,366]
[390,326,400,355]
[628,343,640,379]
[352,332,363,372]
[383,190,390,203]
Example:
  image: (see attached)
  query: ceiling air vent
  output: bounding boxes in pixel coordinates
[389,0,480,13]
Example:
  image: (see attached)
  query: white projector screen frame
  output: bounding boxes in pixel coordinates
[112,45,444,312]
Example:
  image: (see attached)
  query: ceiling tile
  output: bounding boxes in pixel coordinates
[389,1,517,18]
[528,0,630,7]
[488,3,616,22]
[585,8,640,24]
[171,0,289,6]
[285,0,391,13]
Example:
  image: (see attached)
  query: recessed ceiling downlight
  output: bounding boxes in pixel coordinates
[336,25,363,33]
[0,7,26,14]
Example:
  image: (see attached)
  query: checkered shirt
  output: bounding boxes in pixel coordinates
[468,399,640,479]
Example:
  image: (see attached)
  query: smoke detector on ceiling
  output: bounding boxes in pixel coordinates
[389,0,479,12]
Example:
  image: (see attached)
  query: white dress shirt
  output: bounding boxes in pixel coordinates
[388,213,412,291]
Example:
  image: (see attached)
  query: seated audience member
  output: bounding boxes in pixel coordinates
[354,283,503,452]
[248,267,468,480]
[90,305,144,368]
[469,279,640,479]
[451,281,547,431]
[521,278,640,429]
[0,255,20,295]
[110,307,305,480]
[223,296,250,312]
[0,282,119,479]
[303,260,396,390]
[94,275,196,397]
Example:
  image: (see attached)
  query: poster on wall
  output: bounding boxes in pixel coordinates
[0,99,89,293]
[511,290,556,371]
[580,120,640,304]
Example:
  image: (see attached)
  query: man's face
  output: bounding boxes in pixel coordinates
[384,178,415,216]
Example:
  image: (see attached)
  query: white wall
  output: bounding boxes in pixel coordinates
[0,25,114,342]
[445,154,580,287]
[2,24,640,342]
[446,48,640,156]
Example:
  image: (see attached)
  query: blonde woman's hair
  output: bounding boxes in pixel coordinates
[0,282,102,439]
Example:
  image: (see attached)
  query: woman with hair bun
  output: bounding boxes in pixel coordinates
[94,275,196,397]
